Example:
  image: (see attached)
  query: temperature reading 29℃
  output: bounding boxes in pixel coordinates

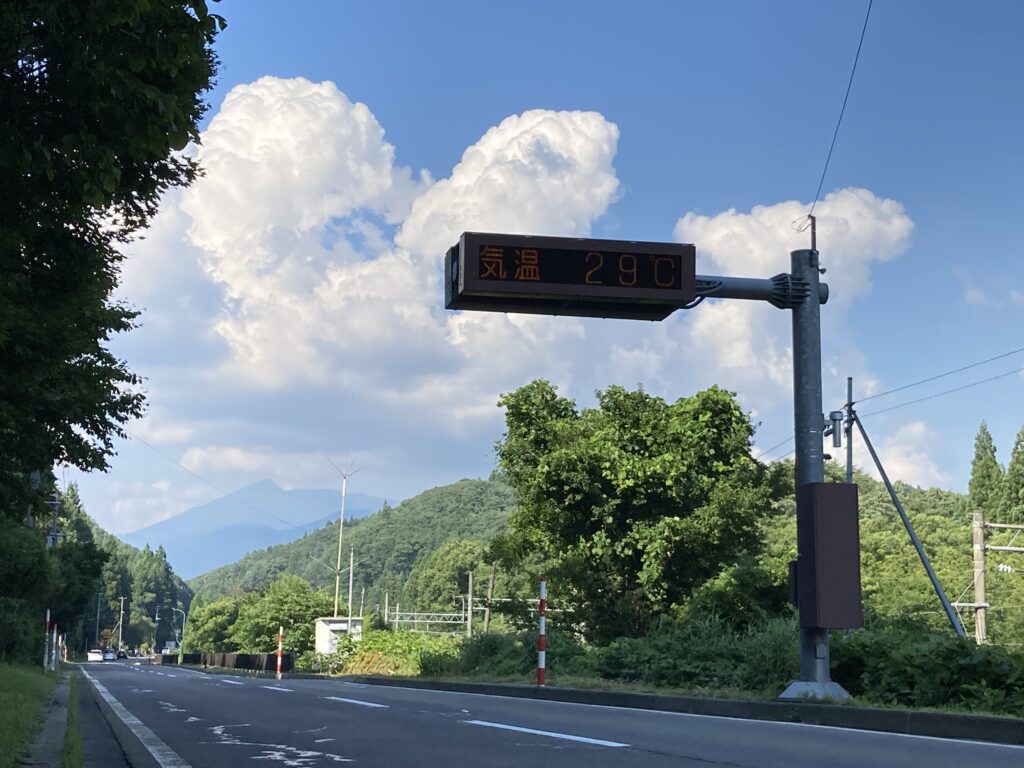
[476,243,683,291]
[445,232,696,321]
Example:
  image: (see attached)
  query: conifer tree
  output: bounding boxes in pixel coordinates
[1001,426,1024,524]
[968,421,1003,518]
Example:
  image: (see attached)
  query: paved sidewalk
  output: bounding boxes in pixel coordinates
[21,673,67,767]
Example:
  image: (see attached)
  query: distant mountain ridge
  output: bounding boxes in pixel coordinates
[120,479,391,579]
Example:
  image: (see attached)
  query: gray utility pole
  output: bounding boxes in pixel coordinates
[777,249,850,701]
[334,473,347,617]
[95,592,102,645]
[845,377,854,484]
[347,547,354,619]
[973,510,987,644]
[118,596,126,650]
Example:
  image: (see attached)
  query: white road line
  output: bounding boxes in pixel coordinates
[322,696,389,709]
[82,670,191,767]
[220,679,244,686]
[261,685,293,692]
[463,719,628,747]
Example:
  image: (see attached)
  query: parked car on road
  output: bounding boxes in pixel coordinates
[87,649,103,662]
[117,649,128,659]
[103,649,115,661]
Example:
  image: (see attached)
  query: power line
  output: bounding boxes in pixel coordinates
[857,344,1024,404]
[123,428,302,531]
[807,0,874,217]
[754,435,794,461]
[859,366,1024,419]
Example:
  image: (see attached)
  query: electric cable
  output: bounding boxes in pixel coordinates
[856,345,1024,405]
[858,366,1024,419]
[123,428,303,531]
[806,0,874,218]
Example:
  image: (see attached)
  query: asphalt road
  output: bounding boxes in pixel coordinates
[80,661,1024,768]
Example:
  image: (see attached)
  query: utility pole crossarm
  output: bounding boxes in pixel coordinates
[986,546,1024,553]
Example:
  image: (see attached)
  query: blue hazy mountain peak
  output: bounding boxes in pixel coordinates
[119,479,392,579]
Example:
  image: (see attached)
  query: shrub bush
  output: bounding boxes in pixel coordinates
[832,625,1024,714]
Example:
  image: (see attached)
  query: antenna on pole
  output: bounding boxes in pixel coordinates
[325,457,361,618]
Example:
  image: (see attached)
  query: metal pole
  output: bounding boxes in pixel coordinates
[333,475,346,617]
[973,510,987,644]
[43,609,50,671]
[360,587,365,617]
[347,547,354,618]
[95,593,101,645]
[118,596,125,650]
[846,377,854,484]
[786,249,833,694]
[466,570,474,638]
[537,579,547,687]
[276,625,283,680]
[483,566,495,634]
[853,414,967,637]
[384,591,389,626]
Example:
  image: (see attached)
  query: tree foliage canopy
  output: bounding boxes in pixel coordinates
[495,381,776,641]
[0,0,223,512]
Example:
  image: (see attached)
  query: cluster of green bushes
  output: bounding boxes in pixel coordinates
[831,625,1024,715]
[299,630,460,677]
[430,616,798,695]
[313,617,1024,717]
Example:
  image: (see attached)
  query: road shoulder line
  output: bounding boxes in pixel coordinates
[81,670,190,768]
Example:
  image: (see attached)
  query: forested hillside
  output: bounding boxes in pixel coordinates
[65,485,191,652]
[188,478,515,611]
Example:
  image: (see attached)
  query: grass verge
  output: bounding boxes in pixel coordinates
[0,663,57,768]
[62,672,83,768]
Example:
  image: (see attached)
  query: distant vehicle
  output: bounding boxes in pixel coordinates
[87,649,103,662]
[103,649,115,661]
[116,649,128,659]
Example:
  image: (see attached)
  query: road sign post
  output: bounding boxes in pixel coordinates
[444,232,854,700]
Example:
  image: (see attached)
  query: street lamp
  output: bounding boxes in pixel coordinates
[169,607,188,665]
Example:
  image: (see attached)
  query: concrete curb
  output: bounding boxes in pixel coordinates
[21,671,68,767]
[344,676,1024,747]
[79,670,161,768]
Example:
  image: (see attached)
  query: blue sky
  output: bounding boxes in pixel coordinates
[73,1,1023,535]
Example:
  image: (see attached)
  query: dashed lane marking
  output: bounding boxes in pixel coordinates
[322,695,388,709]
[462,719,629,748]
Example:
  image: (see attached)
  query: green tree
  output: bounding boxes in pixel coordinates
[496,381,774,642]
[186,596,242,653]
[406,539,487,611]
[1000,426,1024,524]
[230,575,331,655]
[0,1,224,513]
[968,422,1003,518]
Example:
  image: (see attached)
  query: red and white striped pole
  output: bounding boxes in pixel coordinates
[537,579,546,687]
[276,625,283,680]
[43,610,50,671]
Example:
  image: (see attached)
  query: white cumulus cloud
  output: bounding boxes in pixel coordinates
[864,421,951,489]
